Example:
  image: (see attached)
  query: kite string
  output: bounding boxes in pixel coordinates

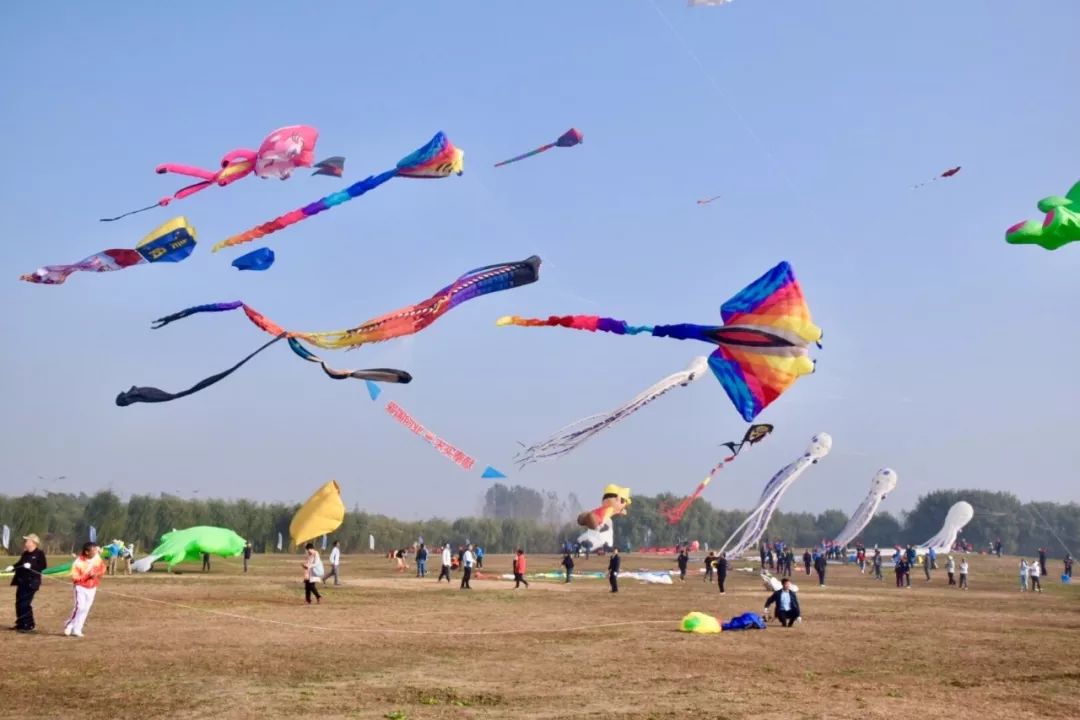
[645,0,799,196]
[22,570,669,636]
[1026,505,1074,557]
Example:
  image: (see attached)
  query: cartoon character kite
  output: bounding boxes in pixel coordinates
[117,256,541,406]
[499,261,820,423]
[578,484,632,531]
[21,217,196,285]
[102,126,341,221]
[494,128,582,168]
[211,132,464,251]
[1006,179,1080,250]
[661,424,773,525]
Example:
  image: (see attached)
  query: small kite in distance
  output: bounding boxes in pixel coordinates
[697,195,722,205]
[312,156,345,177]
[911,166,961,189]
[494,128,582,168]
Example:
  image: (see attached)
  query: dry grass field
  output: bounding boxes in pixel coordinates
[2,551,1078,720]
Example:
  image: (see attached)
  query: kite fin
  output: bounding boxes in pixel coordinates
[481,466,507,479]
[312,156,346,177]
[365,381,382,401]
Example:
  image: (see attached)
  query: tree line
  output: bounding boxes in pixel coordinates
[0,486,1075,558]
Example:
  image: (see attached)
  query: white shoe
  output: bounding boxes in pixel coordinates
[73,632,84,637]
[63,625,73,637]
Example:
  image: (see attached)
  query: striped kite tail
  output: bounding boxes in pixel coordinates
[493,143,556,168]
[495,315,655,335]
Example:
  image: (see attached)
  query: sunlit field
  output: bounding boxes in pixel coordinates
[3,552,1078,719]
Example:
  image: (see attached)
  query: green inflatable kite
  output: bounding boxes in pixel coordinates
[1006,180,1080,250]
[132,526,246,572]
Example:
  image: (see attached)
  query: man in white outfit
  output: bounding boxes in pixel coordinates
[438,543,453,583]
[64,542,105,638]
[460,546,475,589]
[327,541,341,586]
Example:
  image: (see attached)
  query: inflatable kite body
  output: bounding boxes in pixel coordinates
[21,217,196,285]
[680,612,722,634]
[1006,180,1080,250]
[578,484,631,531]
[212,131,464,251]
[290,480,345,547]
[132,526,246,572]
[499,261,820,422]
[917,501,974,555]
[577,520,615,552]
[102,126,334,221]
[494,128,582,168]
[721,433,831,558]
[662,424,774,524]
[116,256,539,406]
[232,248,275,271]
[722,613,767,631]
[833,468,897,548]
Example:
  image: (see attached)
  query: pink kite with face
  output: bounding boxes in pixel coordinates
[102,125,334,221]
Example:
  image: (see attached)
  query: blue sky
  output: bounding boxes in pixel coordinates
[2,1,1078,520]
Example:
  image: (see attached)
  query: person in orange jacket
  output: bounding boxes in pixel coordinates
[64,542,106,638]
[513,549,530,589]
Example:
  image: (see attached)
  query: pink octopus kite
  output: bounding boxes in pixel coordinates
[102,125,342,221]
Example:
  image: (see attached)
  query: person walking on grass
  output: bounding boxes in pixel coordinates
[946,555,956,586]
[460,545,474,589]
[608,547,621,593]
[716,552,728,594]
[302,543,322,605]
[895,556,910,588]
[242,542,252,574]
[958,559,969,590]
[438,543,453,583]
[803,549,812,576]
[415,543,428,579]
[813,551,827,587]
[327,541,341,586]
[704,551,716,583]
[872,550,883,581]
[677,547,689,582]
[64,542,105,638]
[562,550,574,583]
[6,534,47,633]
[1019,559,1029,592]
[1038,548,1047,579]
[513,549,530,589]
[923,553,932,582]
[202,552,211,572]
[1065,554,1074,580]
[1029,559,1042,593]
[764,577,801,627]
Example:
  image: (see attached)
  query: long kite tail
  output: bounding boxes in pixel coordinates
[493,142,556,168]
[115,334,286,406]
[211,169,399,252]
[496,314,658,335]
[151,302,246,329]
[287,338,412,384]
[515,357,710,467]
[212,131,462,252]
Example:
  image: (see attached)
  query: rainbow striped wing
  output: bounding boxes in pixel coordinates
[711,262,819,421]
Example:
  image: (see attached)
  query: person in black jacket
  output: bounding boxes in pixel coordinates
[802,549,812,576]
[608,548,620,593]
[715,552,728,594]
[243,542,252,573]
[676,547,689,582]
[561,551,574,583]
[6,533,47,633]
[764,577,800,627]
[813,552,827,587]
